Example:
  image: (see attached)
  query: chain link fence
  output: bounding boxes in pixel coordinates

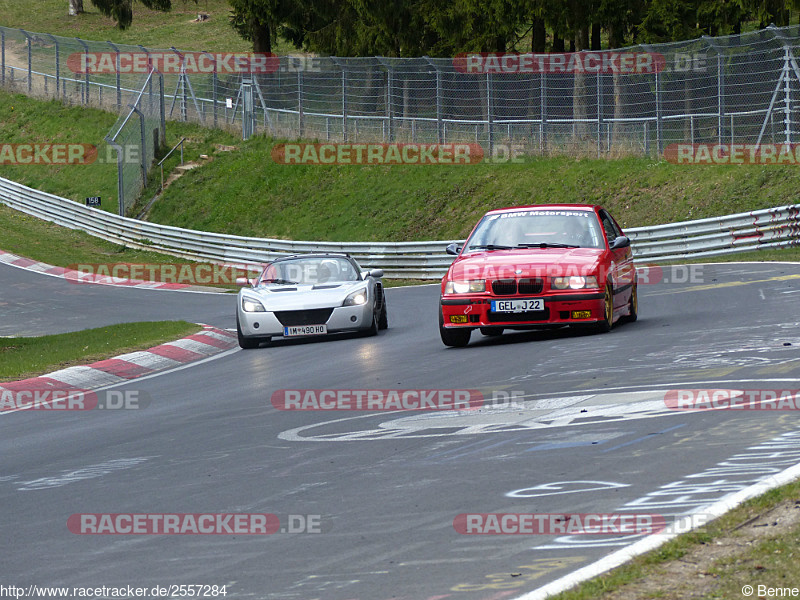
[105,70,165,215]
[2,24,800,157]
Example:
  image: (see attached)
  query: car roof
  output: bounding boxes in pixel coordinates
[485,204,600,215]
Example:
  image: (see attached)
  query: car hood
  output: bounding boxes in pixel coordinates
[240,281,366,310]
[449,248,605,280]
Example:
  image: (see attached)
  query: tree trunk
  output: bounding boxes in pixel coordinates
[591,23,601,51]
[250,17,271,53]
[532,18,546,53]
[68,0,84,16]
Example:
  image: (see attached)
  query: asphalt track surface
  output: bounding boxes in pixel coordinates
[2,259,800,599]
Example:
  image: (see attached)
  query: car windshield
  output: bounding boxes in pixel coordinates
[260,257,360,285]
[465,209,605,251]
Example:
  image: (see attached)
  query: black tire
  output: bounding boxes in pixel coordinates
[364,311,379,336]
[237,315,261,349]
[480,327,503,337]
[378,292,388,330]
[439,310,471,347]
[595,282,614,333]
[624,283,638,323]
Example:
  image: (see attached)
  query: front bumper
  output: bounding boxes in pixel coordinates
[238,303,374,338]
[440,292,605,329]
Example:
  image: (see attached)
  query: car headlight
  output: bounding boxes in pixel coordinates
[444,280,485,294]
[343,289,368,306]
[241,296,266,312]
[551,276,599,290]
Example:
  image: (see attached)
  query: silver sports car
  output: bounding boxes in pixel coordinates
[235,253,388,348]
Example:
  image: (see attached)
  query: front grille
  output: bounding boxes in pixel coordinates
[487,308,550,322]
[492,279,517,295]
[274,308,334,326]
[518,278,543,294]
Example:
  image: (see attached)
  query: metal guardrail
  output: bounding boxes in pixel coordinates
[1,176,799,279]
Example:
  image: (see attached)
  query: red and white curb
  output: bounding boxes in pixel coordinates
[0,249,203,292]
[0,325,238,401]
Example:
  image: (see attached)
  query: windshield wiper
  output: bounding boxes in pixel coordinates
[467,244,514,251]
[516,242,579,249]
[261,278,299,285]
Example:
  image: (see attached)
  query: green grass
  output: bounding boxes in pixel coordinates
[0,0,296,54]
[548,480,800,600]
[149,138,800,242]
[0,92,242,215]
[0,321,202,381]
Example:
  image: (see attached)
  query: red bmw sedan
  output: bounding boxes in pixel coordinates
[439,204,637,347]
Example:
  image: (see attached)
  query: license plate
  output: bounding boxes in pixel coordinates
[571,310,592,319]
[284,324,327,337]
[491,298,544,313]
[450,315,468,323]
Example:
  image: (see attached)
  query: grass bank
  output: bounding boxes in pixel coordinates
[0,321,201,381]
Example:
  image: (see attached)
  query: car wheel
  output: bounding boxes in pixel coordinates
[439,309,471,347]
[237,315,261,349]
[378,292,388,330]
[595,282,614,333]
[624,282,638,323]
[363,311,379,336]
[480,327,503,337]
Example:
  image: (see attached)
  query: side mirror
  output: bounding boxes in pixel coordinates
[446,242,462,256]
[609,236,631,250]
[369,268,384,278]
[235,277,251,287]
